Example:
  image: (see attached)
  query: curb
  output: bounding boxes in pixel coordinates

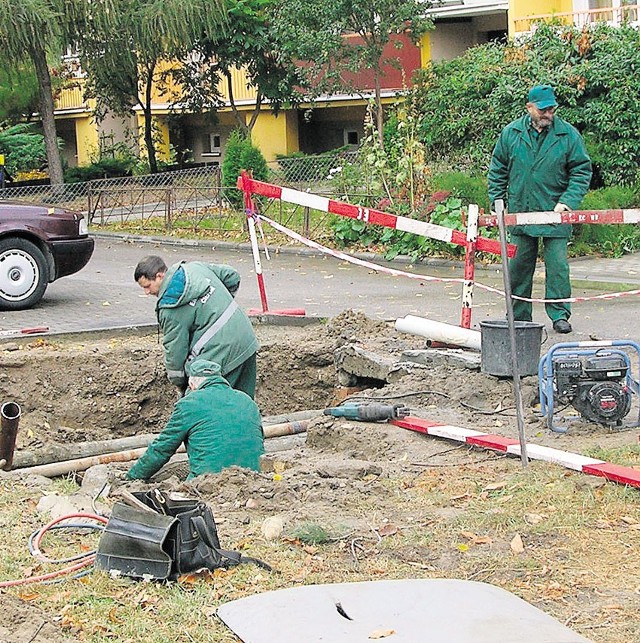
[391,416,640,488]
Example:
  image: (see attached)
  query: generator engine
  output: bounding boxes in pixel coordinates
[553,352,632,426]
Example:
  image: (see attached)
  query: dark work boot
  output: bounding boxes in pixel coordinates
[552,319,572,334]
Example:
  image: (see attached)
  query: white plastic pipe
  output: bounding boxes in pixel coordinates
[395,315,481,351]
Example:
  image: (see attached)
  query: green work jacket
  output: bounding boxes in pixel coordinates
[127,374,264,480]
[156,261,258,388]
[488,114,592,237]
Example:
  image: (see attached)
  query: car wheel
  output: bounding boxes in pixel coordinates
[0,238,48,310]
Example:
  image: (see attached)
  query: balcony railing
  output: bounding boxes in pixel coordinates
[514,4,640,34]
[55,83,89,112]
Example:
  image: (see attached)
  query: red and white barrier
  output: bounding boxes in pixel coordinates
[239,174,516,258]
[391,416,640,488]
[479,208,640,228]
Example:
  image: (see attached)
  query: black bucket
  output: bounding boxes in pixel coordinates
[479,320,544,377]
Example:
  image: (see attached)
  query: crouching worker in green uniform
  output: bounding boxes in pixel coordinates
[127,359,264,481]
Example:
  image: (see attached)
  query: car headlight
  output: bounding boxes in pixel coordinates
[79,218,89,235]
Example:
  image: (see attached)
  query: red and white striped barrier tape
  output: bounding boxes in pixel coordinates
[257,213,640,305]
[479,208,640,227]
[391,416,640,488]
[239,175,516,257]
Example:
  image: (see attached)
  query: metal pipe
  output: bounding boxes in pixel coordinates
[495,199,528,467]
[0,402,21,470]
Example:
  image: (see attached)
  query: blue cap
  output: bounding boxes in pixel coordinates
[528,85,558,109]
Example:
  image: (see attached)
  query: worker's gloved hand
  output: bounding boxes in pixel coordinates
[554,202,570,212]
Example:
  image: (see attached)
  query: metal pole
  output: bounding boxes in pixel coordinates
[495,199,528,467]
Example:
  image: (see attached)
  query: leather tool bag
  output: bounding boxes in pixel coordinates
[96,489,271,580]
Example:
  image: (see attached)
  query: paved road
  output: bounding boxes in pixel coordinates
[0,233,637,343]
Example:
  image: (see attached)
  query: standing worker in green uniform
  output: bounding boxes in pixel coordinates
[135,255,259,397]
[127,359,264,481]
[488,85,592,334]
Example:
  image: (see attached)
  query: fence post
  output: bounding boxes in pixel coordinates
[165,188,172,230]
[303,206,310,238]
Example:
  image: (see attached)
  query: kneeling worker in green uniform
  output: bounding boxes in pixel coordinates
[127,359,264,481]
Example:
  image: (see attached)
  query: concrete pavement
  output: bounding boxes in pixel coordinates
[0,232,637,343]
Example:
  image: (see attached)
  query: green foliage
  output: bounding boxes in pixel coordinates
[64,157,135,183]
[0,124,48,174]
[177,0,306,133]
[273,0,433,137]
[291,522,331,545]
[222,129,269,207]
[77,0,227,173]
[410,22,640,186]
[0,65,40,125]
[571,186,640,257]
[431,172,490,212]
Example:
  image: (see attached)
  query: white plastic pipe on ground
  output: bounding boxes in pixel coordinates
[395,315,481,351]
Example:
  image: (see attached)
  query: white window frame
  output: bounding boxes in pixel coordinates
[203,133,221,157]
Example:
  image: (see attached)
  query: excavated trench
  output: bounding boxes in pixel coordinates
[1,308,625,470]
[0,311,428,462]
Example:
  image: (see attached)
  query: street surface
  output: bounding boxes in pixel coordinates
[0,233,637,343]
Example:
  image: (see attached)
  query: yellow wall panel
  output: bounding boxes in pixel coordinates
[75,116,99,166]
[252,111,299,161]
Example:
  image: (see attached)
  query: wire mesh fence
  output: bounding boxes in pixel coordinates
[0,153,372,242]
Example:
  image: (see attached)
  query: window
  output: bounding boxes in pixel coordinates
[203,133,221,156]
[344,130,359,146]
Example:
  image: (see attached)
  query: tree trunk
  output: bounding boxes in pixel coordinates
[375,72,384,146]
[30,44,64,185]
[143,63,158,173]
[226,72,249,136]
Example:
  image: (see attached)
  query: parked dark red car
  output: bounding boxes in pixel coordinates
[0,202,94,310]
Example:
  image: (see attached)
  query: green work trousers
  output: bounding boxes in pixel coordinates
[224,353,257,399]
[508,234,571,323]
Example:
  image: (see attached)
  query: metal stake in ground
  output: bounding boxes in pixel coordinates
[495,199,528,467]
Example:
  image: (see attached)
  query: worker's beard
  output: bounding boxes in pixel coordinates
[531,113,553,131]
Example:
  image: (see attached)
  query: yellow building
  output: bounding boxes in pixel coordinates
[53,0,632,168]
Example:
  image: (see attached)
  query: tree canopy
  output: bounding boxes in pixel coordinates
[176,0,307,135]
[77,0,227,173]
[273,0,433,141]
[0,0,81,184]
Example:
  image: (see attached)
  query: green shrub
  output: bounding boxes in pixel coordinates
[64,156,135,183]
[411,22,640,186]
[222,129,269,208]
[431,172,490,211]
[571,186,640,257]
[0,123,48,174]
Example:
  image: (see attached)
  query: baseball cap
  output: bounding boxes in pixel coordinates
[187,359,222,377]
[528,85,558,110]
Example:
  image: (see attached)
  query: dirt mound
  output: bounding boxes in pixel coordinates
[0,592,74,642]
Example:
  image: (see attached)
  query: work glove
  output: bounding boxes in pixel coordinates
[554,203,570,212]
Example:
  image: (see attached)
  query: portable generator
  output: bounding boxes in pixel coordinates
[538,340,640,433]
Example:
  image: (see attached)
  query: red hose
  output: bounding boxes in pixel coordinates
[0,512,108,588]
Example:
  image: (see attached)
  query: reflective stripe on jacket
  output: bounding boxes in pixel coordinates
[156,261,258,388]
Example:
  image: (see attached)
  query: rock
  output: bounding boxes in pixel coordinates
[315,460,382,479]
[36,492,94,520]
[261,515,286,540]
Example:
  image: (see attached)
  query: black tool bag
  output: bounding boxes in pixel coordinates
[96,489,271,580]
